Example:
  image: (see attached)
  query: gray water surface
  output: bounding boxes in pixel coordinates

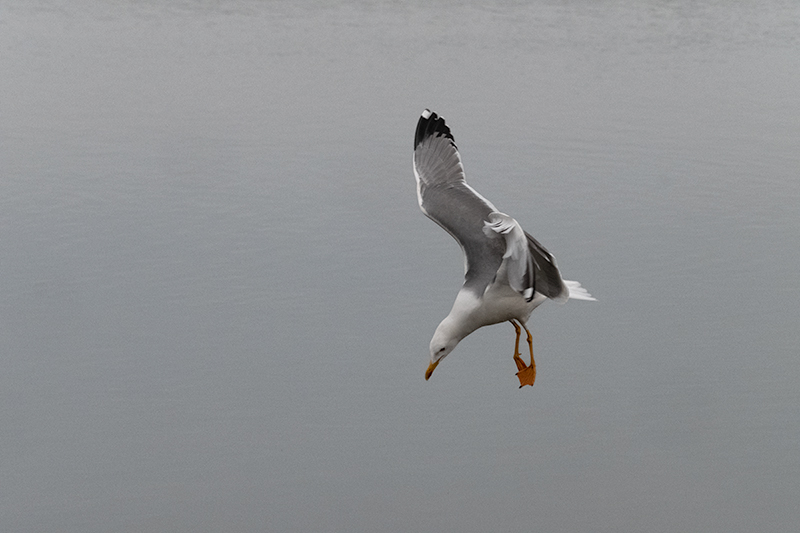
[2,1,799,532]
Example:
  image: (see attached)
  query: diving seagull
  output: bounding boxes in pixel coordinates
[413,109,595,387]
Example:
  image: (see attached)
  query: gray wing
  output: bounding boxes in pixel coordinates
[525,231,569,302]
[413,109,504,292]
[413,109,569,303]
[484,212,567,303]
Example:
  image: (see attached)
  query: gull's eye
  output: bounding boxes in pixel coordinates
[437,347,446,354]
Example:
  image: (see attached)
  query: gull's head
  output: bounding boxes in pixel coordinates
[425,319,462,381]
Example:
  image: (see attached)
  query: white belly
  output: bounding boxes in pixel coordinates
[477,281,547,326]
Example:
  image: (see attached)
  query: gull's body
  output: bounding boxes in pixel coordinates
[413,109,595,386]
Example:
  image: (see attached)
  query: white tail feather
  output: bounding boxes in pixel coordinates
[564,280,597,301]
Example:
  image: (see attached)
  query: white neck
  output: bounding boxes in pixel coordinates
[439,290,482,340]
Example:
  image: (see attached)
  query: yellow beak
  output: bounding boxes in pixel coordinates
[425,360,439,381]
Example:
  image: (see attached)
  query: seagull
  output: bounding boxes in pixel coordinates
[413,109,595,387]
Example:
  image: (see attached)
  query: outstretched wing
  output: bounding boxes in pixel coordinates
[413,109,504,292]
[412,109,581,305]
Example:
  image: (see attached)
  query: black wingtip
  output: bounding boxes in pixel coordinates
[414,109,456,150]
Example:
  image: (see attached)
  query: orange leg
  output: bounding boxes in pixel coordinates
[510,320,527,372]
[511,320,536,388]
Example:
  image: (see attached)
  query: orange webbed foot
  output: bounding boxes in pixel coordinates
[513,353,527,372]
[515,365,536,388]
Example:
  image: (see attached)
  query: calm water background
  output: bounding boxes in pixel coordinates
[2,1,799,531]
